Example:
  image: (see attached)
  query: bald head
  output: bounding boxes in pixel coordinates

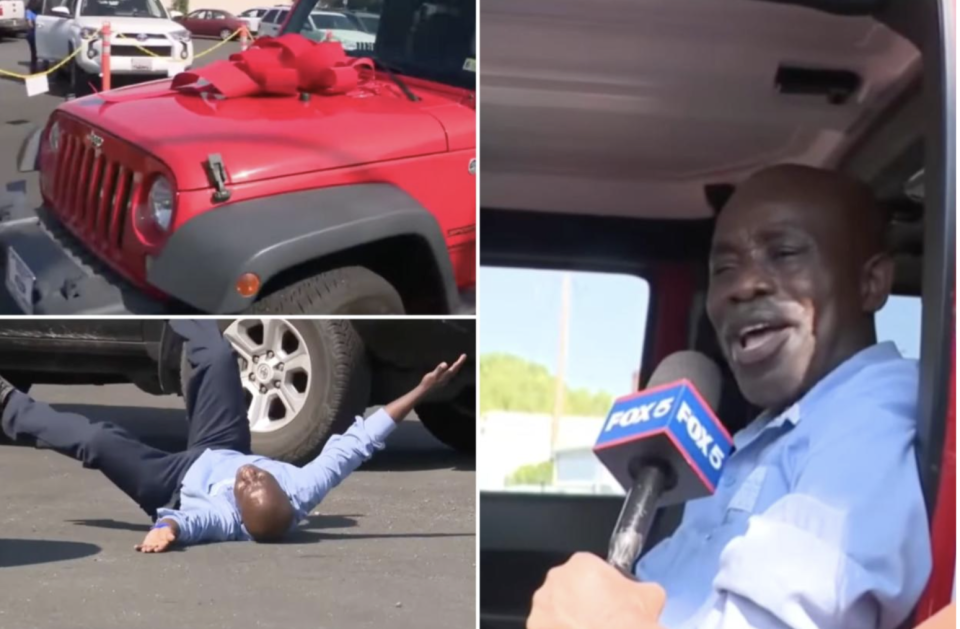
[234,464,295,542]
[706,164,894,412]
[725,164,889,261]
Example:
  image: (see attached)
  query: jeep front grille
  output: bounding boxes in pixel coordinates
[51,130,136,256]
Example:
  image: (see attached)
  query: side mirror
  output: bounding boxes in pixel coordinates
[169,10,183,18]
[50,5,70,16]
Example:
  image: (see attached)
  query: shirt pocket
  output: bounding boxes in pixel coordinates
[722,465,770,526]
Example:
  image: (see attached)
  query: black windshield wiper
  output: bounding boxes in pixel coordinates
[373,57,419,102]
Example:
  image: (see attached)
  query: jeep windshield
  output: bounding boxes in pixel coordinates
[79,0,167,18]
[284,0,476,91]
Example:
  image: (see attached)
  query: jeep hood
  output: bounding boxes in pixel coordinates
[59,78,470,190]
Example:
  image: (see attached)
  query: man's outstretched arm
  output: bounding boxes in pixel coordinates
[291,355,468,515]
[137,501,244,552]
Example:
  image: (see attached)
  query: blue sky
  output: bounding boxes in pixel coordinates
[479,266,923,396]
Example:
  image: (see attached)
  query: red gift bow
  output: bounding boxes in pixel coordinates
[170,33,375,98]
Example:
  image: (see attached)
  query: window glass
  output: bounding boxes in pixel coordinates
[479,267,650,496]
[263,9,278,22]
[875,295,922,359]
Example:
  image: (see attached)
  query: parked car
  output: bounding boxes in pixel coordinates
[479,0,954,627]
[0,318,476,462]
[236,6,273,34]
[0,0,28,38]
[259,7,373,50]
[176,8,244,40]
[34,0,192,94]
[342,9,379,34]
[13,0,476,316]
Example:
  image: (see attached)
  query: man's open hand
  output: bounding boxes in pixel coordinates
[420,354,467,390]
[135,526,177,553]
[528,552,667,629]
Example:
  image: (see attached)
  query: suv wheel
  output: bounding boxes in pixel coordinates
[249,266,405,315]
[181,318,371,464]
[416,386,476,454]
[68,50,92,97]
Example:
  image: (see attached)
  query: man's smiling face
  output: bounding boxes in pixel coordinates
[706,165,893,412]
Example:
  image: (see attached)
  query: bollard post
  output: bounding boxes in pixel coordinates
[101,21,111,92]
[240,24,249,51]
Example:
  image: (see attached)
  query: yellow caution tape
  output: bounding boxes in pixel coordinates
[193,27,242,59]
[0,30,100,80]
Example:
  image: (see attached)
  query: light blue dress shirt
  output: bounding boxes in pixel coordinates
[636,342,932,629]
[156,408,397,545]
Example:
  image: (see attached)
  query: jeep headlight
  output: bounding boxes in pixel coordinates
[47,120,61,154]
[170,29,191,43]
[79,26,98,40]
[145,176,173,231]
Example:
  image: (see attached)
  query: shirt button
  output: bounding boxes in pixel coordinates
[723,475,737,488]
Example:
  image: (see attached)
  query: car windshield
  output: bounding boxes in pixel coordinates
[358,14,379,32]
[285,0,475,91]
[310,13,356,31]
[79,0,166,18]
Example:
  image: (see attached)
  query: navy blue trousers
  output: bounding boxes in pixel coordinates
[0,320,251,518]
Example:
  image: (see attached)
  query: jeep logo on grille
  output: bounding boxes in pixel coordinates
[88,132,104,149]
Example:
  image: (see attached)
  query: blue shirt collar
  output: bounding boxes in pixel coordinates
[734,341,902,449]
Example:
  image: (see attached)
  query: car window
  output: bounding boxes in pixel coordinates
[212,10,226,19]
[187,9,203,18]
[311,13,355,31]
[263,9,278,22]
[79,0,165,18]
[479,267,650,496]
[875,295,922,359]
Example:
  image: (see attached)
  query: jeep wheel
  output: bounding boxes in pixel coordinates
[415,386,476,454]
[181,318,371,464]
[249,266,405,315]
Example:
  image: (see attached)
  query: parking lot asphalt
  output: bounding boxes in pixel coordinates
[0,384,476,629]
[0,38,240,313]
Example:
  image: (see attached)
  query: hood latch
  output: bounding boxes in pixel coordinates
[205,154,232,203]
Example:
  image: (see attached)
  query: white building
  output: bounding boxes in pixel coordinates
[479,411,623,495]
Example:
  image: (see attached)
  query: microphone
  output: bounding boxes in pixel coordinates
[593,351,733,575]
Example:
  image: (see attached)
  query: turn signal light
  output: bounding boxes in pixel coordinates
[236,273,260,297]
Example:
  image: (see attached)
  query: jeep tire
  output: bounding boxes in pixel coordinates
[249,266,405,315]
[416,386,476,454]
[181,318,371,464]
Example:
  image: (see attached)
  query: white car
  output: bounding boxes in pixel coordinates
[0,0,28,37]
[237,6,272,34]
[259,8,374,51]
[36,0,193,92]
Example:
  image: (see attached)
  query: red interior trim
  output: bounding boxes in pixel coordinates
[914,289,956,624]
[647,263,696,369]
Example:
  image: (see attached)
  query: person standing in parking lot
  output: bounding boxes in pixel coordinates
[0,319,467,552]
[25,0,38,74]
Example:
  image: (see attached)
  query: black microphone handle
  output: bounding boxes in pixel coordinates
[606,464,668,576]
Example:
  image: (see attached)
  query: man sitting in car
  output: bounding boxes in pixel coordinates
[528,165,931,629]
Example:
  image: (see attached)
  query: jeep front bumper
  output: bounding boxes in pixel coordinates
[0,206,169,315]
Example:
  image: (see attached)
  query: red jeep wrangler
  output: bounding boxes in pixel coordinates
[10,0,476,315]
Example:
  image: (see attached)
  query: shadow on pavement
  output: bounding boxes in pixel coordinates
[286,530,474,545]
[66,513,363,534]
[0,538,100,567]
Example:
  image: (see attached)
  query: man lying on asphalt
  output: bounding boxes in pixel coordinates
[0,320,467,553]
[527,165,931,629]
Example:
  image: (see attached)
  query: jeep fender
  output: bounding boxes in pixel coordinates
[147,184,458,313]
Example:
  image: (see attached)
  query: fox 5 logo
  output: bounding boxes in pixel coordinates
[604,397,675,432]
[676,401,725,470]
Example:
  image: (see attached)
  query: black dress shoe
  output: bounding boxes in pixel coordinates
[0,374,17,411]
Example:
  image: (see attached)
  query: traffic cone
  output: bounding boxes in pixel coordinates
[240,24,249,51]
